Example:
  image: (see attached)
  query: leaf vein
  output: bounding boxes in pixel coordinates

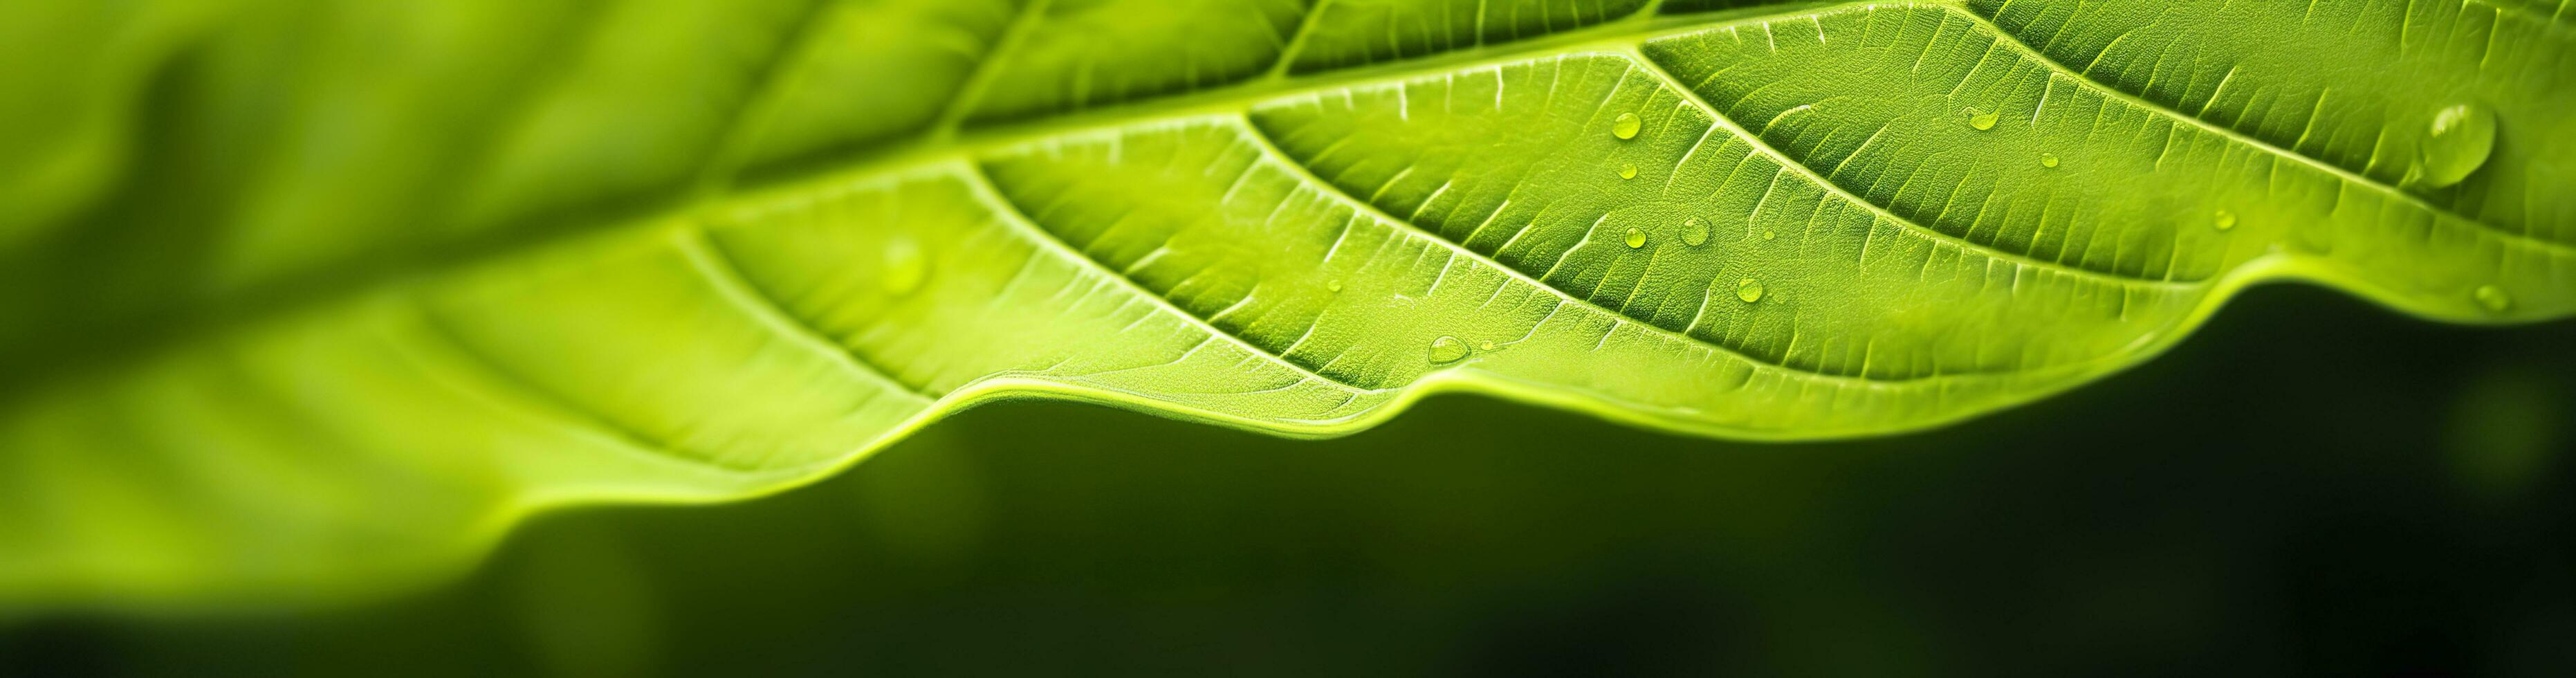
[1624,44,2205,286]
[958,163,1387,394]
[1950,2,2576,256]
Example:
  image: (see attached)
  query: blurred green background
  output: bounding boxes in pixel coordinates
[4,282,2570,676]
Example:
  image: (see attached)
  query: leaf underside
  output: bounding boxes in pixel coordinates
[1,0,2570,610]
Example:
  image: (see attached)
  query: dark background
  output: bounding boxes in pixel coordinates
[5,282,2572,677]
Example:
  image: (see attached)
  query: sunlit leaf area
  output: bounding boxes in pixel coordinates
[3,0,2572,674]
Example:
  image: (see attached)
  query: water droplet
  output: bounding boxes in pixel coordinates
[1428,336,1469,364]
[1736,278,1765,303]
[1325,280,1344,294]
[1612,112,1641,140]
[1623,226,1647,248]
[2039,153,2059,168]
[1680,217,1711,246]
[1618,163,1638,180]
[2418,103,2496,188]
[1967,109,1998,131]
[2474,284,2512,312]
[1761,230,1776,241]
[881,238,926,295]
[2214,210,2238,232]
[1480,340,1497,351]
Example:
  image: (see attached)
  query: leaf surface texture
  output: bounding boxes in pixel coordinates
[1,0,2570,608]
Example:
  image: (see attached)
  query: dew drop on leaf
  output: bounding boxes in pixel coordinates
[2039,153,2059,168]
[2417,103,2496,188]
[1326,280,1343,293]
[1736,278,1765,303]
[1761,230,1776,241]
[1618,163,1637,180]
[1428,336,1470,364]
[1967,109,1998,131]
[1480,340,1497,351]
[1623,227,1647,248]
[881,238,926,295]
[1612,112,1641,140]
[2214,210,2237,232]
[1680,218,1711,246]
[2474,284,2512,312]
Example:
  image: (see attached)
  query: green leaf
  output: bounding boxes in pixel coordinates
[2,0,2569,610]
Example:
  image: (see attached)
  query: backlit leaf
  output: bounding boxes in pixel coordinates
[2,0,2569,610]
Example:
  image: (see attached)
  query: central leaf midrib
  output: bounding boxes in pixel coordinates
[739,2,1852,197]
